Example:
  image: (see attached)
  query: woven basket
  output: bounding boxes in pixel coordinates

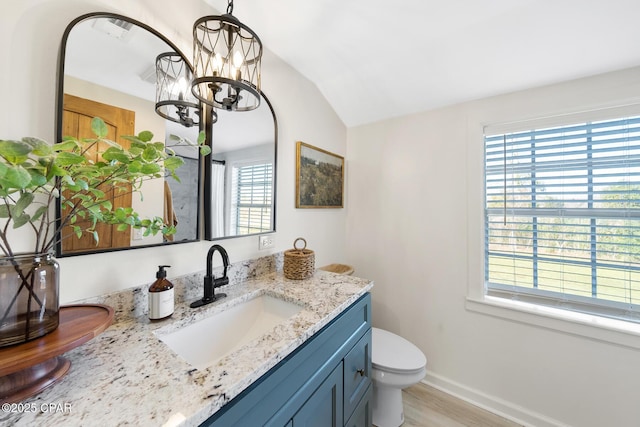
[284,238,315,280]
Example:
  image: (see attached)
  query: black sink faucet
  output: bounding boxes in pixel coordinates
[190,244,229,308]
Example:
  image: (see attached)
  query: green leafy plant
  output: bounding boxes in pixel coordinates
[0,117,211,257]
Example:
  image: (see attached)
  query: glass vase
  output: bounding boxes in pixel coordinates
[0,253,60,347]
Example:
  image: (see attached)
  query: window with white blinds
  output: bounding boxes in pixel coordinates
[484,109,640,322]
[230,162,273,235]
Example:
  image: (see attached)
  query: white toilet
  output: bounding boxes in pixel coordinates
[371,327,427,427]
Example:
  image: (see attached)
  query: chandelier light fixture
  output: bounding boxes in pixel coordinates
[155,52,217,127]
[192,0,262,112]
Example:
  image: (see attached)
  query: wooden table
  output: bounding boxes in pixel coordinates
[0,304,114,403]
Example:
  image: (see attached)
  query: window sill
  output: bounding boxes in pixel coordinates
[466,295,640,350]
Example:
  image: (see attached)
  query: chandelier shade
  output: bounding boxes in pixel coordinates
[192,6,262,112]
[155,52,213,127]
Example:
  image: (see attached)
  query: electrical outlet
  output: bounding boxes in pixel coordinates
[132,228,144,241]
[259,234,275,250]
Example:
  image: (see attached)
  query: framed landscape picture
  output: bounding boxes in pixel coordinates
[296,141,344,208]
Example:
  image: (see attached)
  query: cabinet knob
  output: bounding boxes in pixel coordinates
[356,369,365,377]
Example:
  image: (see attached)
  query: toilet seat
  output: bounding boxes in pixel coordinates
[372,327,426,374]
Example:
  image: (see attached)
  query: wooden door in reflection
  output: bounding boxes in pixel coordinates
[61,94,135,253]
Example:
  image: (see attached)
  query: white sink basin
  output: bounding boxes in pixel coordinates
[156,294,303,369]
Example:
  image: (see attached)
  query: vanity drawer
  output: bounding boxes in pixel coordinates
[343,328,372,421]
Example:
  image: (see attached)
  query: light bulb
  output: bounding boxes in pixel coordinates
[212,53,222,76]
[232,51,243,80]
[233,51,244,68]
[176,77,188,100]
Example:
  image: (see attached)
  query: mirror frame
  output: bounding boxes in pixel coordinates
[55,12,204,257]
[203,92,278,241]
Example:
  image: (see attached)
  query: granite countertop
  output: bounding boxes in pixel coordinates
[1,270,372,427]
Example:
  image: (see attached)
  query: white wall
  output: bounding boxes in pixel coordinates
[1,0,347,302]
[346,67,640,427]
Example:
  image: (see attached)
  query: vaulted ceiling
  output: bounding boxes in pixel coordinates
[221,0,640,127]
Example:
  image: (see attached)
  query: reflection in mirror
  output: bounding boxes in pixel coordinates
[205,93,277,239]
[57,14,202,256]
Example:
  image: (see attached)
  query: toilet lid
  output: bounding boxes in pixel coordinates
[372,327,426,373]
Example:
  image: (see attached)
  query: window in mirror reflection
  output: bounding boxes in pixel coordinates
[210,143,274,237]
[231,162,273,235]
[206,94,277,240]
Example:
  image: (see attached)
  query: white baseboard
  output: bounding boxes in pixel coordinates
[422,372,571,427]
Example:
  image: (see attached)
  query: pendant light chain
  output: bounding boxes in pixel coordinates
[227,0,234,15]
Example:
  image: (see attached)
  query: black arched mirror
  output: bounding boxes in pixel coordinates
[56,13,203,256]
[205,93,277,239]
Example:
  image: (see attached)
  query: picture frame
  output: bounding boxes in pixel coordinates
[296,141,344,208]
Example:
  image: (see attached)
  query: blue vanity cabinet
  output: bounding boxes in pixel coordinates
[343,331,372,421]
[203,292,371,426]
[345,384,373,427]
[291,362,343,426]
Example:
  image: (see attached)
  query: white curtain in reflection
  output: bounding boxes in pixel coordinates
[210,162,225,238]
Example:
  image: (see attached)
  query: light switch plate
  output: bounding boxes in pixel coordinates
[132,228,144,241]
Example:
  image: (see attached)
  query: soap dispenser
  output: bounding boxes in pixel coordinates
[149,265,174,320]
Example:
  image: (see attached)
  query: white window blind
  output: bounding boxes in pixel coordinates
[230,162,273,235]
[484,108,640,322]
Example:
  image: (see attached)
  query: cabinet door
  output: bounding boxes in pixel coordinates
[345,384,372,427]
[344,330,372,421]
[293,363,343,427]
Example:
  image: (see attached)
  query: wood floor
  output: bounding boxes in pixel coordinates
[399,383,523,427]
